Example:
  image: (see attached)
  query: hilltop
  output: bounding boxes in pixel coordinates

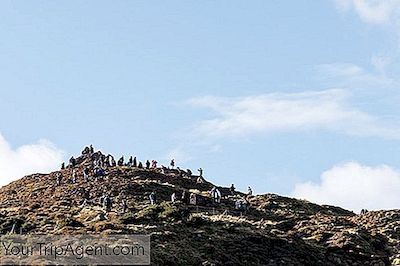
[0,148,399,265]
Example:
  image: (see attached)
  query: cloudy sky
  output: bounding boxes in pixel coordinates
[1,0,400,212]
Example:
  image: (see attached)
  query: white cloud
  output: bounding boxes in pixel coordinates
[335,0,400,24]
[317,63,364,78]
[0,133,64,187]
[187,89,400,139]
[292,162,400,212]
[316,61,394,88]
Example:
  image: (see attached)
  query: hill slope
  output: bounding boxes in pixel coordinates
[0,149,399,265]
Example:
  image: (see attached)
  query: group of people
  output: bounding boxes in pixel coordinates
[170,191,198,205]
[57,145,255,216]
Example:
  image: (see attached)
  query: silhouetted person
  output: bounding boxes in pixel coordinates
[170,159,175,169]
[82,146,90,155]
[61,162,65,170]
[117,156,124,166]
[89,145,94,154]
[146,160,150,169]
[186,169,192,177]
[247,186,253,196]
[69,156,76,167]
[198,168,203,177]
[230,184,236,195]
[133,157,137,167]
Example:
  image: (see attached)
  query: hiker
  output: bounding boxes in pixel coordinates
[61,162,65,170]
[197,176,205,184]
[71,169,77,184]
[83,167,89,182]
[151,160,158,168]
[198,168,203,177]
[99,155,105,168]
[133,157,137,167]
[117,156,124,166]
[235,199,242,210]
[82,146,90,155]
[105,155,110,167]
[56,173,62,186]
[186,169,192,177]
[138,162,143,168]
[171,192,177,203]
[128,156,133,166]
[181,191,189,204]
[161,166,166,174]
[69,156,76,167]
[94,167,105,179]
[177,167,183,177]
[230,184,236,195]
[149,191,156,205]
[170,159,175,169]
[145,160,150,169]
[210,187,221,203]
[189,193,197,205]
[103,195,112,212]
[89,144,94,154]
[247,186,253,196]
[121,199,128,213]
[215,188,221,203]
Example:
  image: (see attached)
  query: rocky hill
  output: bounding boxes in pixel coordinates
[0,148,399,265]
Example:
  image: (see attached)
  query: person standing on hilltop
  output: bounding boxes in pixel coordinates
[186,169,192,177]
[198,168,203,177]
[117,156,124,166]
[170,159,175,169]
[133,157,137,167]
[145,160,150,169]
[89,145,94,154]
[81,146,90,155]
[247,186,253,196]
[230,184,236,195]
[69,156,76,167]
[61,162,65,170]
[128,156,133,166]
[138,162,143,168]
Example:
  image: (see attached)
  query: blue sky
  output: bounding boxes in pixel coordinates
[1,0,400,211]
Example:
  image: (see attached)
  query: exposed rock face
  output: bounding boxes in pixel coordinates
[0,150,398,265]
